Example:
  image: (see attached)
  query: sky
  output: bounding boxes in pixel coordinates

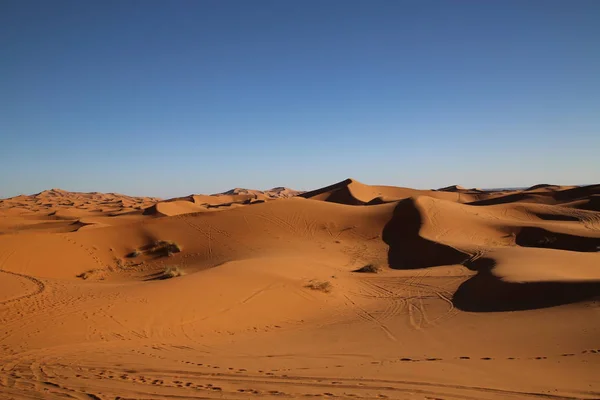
[1,0,599,198]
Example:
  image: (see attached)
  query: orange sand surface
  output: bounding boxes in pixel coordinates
[0,180,598,399]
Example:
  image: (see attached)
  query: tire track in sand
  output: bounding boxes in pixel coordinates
[0,250,46,306]
[343,295,398,342]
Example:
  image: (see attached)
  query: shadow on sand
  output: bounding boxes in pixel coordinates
[381,200,600,312]
[381,198,470,270]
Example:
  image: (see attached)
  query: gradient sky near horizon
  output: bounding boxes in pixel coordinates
[1,0,599,198]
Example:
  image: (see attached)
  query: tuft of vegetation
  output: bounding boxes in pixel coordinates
[304,280,332,293]
[353,263,381,273]
[158,266,185,279]
[76,271,90,280]
[148,240,182,257]
[76,269,103,280]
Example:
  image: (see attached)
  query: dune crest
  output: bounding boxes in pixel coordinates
[300,178,467,204]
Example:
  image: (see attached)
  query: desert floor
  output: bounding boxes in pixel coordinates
[0,180,599,400]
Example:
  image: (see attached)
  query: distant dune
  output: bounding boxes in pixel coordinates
[0,180,598,399]
[216,186,302,198]
[143,186,303,216]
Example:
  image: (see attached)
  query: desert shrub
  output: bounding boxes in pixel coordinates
[148,240,182,257]
[76,271,90,280]
[159,266,185,279]
[76,269,103,280]
[304,280,332,293]
[353,263,381,273]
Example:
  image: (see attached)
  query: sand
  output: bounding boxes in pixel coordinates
[0,179,598,399]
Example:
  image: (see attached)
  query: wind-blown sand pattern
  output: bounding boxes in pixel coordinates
[0,179,598,399]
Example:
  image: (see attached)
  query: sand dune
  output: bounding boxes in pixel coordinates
[0,189,159,234]
[217,186,302,198]
[0,180,598,399]
[142,187,302,216]
[468,184,600,206]
[300,178,471,204]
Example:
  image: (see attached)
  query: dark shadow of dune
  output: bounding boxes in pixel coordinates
[142,204,159,216]
[553,184,600,201]
[365,197,387,205]
[525,184,560,191]
[467,193,551,206]
[322,186,365,205]
[366,196,400,205]
[299,179,351,198]
[571,195,600,212]
[453,270,600,312]
[534,213,580,222]
[382,198,470,269]
[381,201,600,311]
[467,184,600,207]
[299,179,366,205]
[516,227,600,252]
[143,271,165,281]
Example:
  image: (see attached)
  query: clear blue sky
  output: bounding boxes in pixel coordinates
[1,0,599,198]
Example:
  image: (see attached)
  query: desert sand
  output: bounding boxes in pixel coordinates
[0,179,598,399]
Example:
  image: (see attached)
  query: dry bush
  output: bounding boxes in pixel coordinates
[76,269,104,280]
[148,240,182,257]
[304,280,332,293]
[158,266,185,279]
[353,263,381,273]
